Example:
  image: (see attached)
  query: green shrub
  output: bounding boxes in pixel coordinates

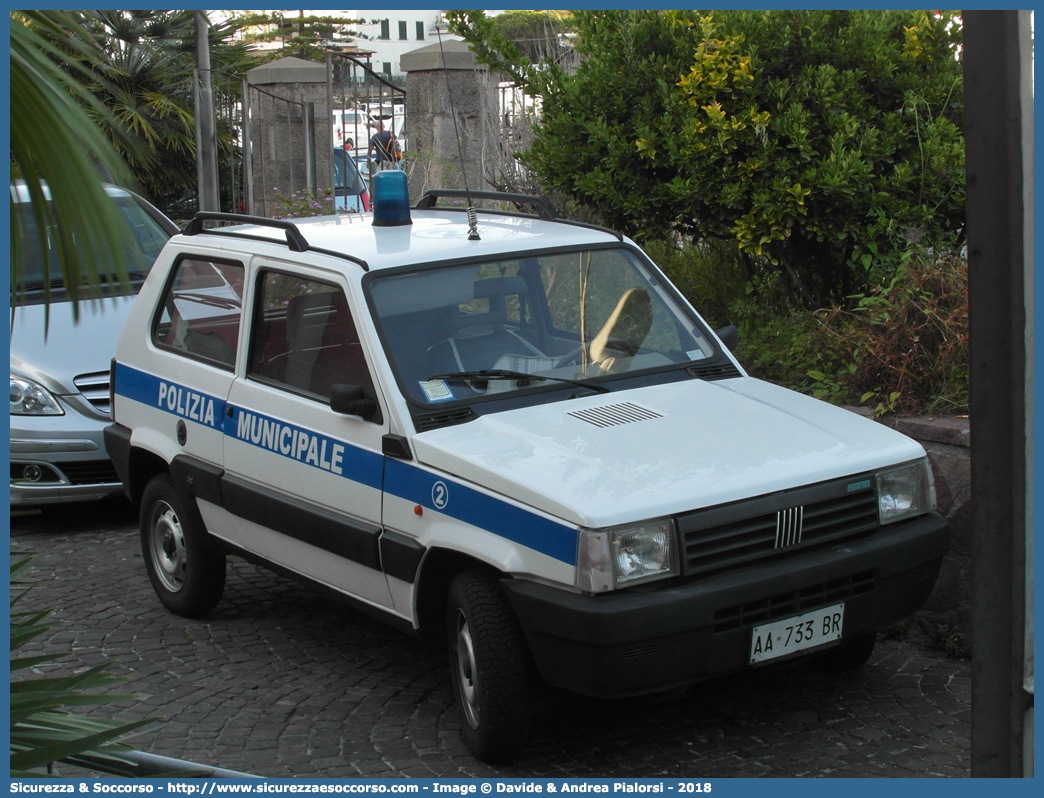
[643,237,750,330]
[815,250,969,415]
[934,624,971,660]
[654,237,968,417]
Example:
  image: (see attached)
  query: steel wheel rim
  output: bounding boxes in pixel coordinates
[149,501,186,593]
[454,609,480,729]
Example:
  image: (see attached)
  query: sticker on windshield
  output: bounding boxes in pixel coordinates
[419,379,454,402]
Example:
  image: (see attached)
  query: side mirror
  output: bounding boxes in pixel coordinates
[330,383,377,419]
[715,324,739,352]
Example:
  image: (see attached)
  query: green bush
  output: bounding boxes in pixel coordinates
[643,237,750,330]
[818,251,969,415]
[649,237,968,416]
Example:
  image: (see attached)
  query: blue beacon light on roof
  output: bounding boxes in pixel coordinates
[372,170,412,227]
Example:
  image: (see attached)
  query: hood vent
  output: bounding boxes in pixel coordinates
[414,406,478,432]
[568,402,663,429]
[687,362,742,381]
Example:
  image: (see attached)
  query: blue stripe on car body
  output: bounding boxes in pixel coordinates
[114,363,578,565]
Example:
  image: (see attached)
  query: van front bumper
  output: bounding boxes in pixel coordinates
[501,512,949,698]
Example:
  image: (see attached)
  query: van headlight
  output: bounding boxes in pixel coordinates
[576,519,679,593]
[10,374,64,416]
[876,459,935,524]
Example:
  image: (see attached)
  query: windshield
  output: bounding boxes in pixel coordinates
[13,194,172,306]
[369,247,717,407]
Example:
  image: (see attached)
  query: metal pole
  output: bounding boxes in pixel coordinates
[304,102,316,198]
[965,9,1034,778]
[286,99,295,196]
[326,52,336,194]
[194,12,220,212]
[242,79,254,216]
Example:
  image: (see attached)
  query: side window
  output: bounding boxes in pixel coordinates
[248,271,376,403]
[152,257,244,369]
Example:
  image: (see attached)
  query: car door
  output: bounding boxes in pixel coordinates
[220,262,394,611]
[128,253,246,471]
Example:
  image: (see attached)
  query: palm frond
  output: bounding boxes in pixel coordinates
[9,552,154,777]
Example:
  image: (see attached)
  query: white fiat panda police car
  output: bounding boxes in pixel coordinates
[106,175,948,762]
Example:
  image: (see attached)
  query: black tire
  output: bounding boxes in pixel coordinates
[140,473,225,617]
[816,631,877,672]
[447,569,532,762]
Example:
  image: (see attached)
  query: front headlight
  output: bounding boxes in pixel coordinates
[876,459,934,524]
[576,519,679,593]
[10,373,64,416]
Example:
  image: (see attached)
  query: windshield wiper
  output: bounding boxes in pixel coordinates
[428,369,610,395]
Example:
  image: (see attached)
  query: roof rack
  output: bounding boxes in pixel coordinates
[182,212,369,270]
[414,189,624,241]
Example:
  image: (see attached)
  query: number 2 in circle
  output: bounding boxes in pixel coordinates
[432,481,449,510]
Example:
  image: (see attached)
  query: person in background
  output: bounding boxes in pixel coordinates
[367,121,401,171]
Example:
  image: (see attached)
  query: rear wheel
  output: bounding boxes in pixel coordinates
[140,473,225,617]
[447,570,532,762]
[816,631,877,672]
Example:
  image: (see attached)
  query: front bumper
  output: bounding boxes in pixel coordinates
[502,512,949,698]
[10,407,121,506]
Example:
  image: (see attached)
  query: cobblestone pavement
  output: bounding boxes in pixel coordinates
[11,499,971,779]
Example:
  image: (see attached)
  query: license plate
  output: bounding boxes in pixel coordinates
[749,603,845,663]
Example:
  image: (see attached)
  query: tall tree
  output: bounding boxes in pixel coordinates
[234,11,364,62]
[59,10,255,215]
[450,10,964,306]
[488,10,576,64]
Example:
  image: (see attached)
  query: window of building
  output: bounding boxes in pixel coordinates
[382,62,392,77]
[416,21,424,40]
[398,20,407,40]
[379,19,389,40]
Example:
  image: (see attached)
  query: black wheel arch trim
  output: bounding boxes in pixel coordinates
[103,423,133,500]
[379,529,426,584]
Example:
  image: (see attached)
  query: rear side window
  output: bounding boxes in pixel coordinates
[152,257,244,370]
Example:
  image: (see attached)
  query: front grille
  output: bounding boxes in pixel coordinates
[678,476,879,576]
[713,570,877,633]
[58,460,120,485]
[74,371,112,416]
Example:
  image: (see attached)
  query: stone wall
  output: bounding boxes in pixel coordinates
[402,41,497,198]
[246,57,334,218]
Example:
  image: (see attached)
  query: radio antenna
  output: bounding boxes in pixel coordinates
[436,26,480,240]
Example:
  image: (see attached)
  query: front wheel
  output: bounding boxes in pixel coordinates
[447,570,532,762]
[140,473,225,617]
